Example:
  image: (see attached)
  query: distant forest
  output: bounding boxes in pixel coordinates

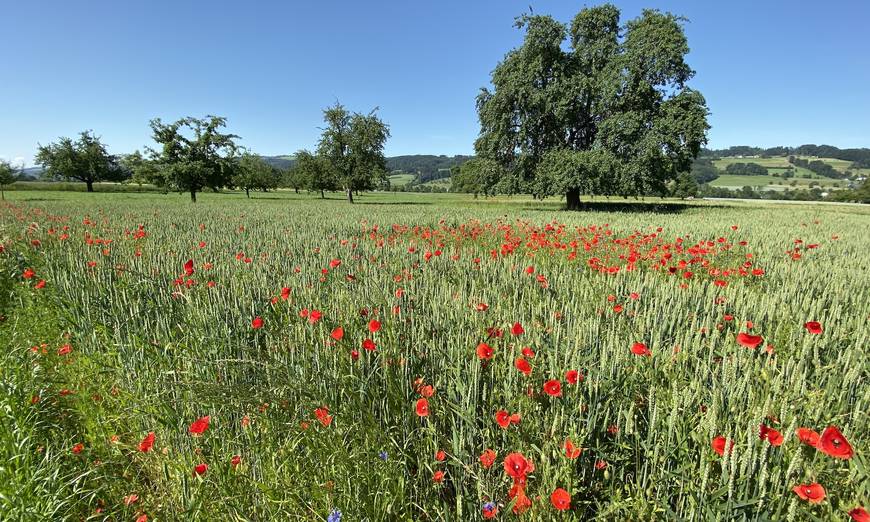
[700,144,870,168]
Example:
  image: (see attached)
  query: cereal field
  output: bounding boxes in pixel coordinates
[1,191,868,521]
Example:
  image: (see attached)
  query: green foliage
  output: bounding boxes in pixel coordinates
[146,116,241,202]
[450,158,501,196]
[788,156,844,179]
[316,103,390,203]
[35,131,126,192]
[690,158,720,184]
[0,160,18,199]
[725,162,769,176]
[291,149,337,196]
[475,4,709,208]
[232,153,279,197]
[670,172,698,198]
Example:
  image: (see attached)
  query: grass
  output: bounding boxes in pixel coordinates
[388,173,417,187]
[710,174,845,191]
[1,190,868,520]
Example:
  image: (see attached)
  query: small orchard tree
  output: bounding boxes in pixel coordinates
[233,153,278,197]
[147,116,240,202]
[450,158,501,198]
[316,103,390,203]
[121,150,160,189]
[294,149,336,198]
[36,131,126,192]
[0,159,19,200]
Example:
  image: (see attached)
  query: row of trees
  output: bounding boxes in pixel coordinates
[724,162,769,176]
[788,156,844,179]
[32,103,390,203]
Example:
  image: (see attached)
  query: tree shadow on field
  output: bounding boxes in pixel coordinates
[564,200,728,214]
[356,201,434,206]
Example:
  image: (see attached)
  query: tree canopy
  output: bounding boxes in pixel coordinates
[316,103,390,203]
[146,116,240,202]
[0,159,19,200]
[474,4,709,208]
[233,153,279,197]
[35,131,126,192]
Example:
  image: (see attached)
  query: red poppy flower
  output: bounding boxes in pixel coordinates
[479,448,496,468]
[503,452,532,480]
[57,344,72,356]
[631,342,651,356]
[514,357,532,376]
[34,279,46,289]
[475,302,489,312]
[796,427,820,447]
[368,319,381,333]
[711,436,733,456]
[362,338,377,351]
[736,332,763,349]
[330,327,344,341]
[804,321,823,334]
[512,489,531,515]
[550,488,571,511]
[564,439,581,459]
[482,503,498,519]
[189,416,210,435]
[510,322,524,336]
[792,482,825,503]
[476,342,493,360]
[139,432,155,453]
[758,424,783,446]
[280,287,291,300]
[565,370,580,384]
[819,426,854,460]
[329,258,341,269]
[308,309,322,324]
[193,463,208,476]
[183,259,194,276]
[543,379,562,397]
[71,442,84,454]
[521,346,535,358]
[123,493,139,506]
[251,317,264,329]
[435,450,446,462]
[432,470,445,483]
[231,455,241,468]
[415,398,429,417]
[594,459,607,470]
[314,406,333,427]
[849,507,870,522]
[419,385,435,398]
[22,268,35,279]
[495,410,511,429]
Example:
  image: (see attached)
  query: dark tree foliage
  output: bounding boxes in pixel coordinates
[475,5,709,209]
[690,158,720,183]
[0,159,19,200]
[36,131,126,192]
[788,157,844,179]
[725,162,768,176]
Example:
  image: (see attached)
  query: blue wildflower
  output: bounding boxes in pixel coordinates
[379,450,388,461]
[327,508,342,522]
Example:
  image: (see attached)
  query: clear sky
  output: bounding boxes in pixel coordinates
[1,0,868,166]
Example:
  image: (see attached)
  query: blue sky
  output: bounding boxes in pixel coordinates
[1,0,868,166]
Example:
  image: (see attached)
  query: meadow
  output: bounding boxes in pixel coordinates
[1,190,868,521]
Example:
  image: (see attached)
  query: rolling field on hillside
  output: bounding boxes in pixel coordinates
[1,191,867,520]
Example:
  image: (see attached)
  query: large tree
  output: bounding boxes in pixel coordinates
[475,5,709,209]
[316,103,389,203]
[146,116,240,202]
[0,159,19,200]
[36,131,126,192]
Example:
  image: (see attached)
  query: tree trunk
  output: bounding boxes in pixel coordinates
[295,187,299,194]
[86,180,94,192]
[320,189,325,199]
[566,188,580,210]
[346,188,354,203]
[245,188,250,198]
[190,190,197,203]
